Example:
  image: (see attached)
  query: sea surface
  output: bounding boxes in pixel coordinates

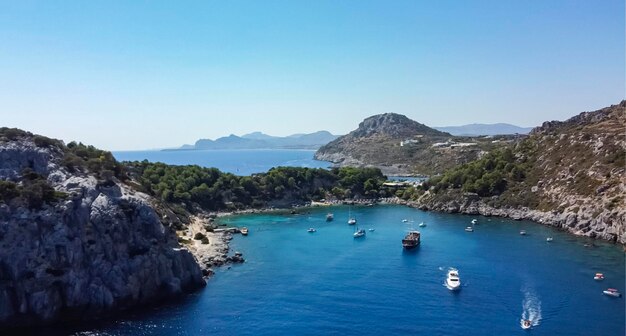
[112,149,331,175]
[56,205,625,335]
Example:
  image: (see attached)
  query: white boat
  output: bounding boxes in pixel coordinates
[603,288,621,297]
[471,219,477,225]
[347,207,357,225]
[368,228,375,232]
[465,226,474,232]
[520,230,527,235]
[402,219,408,223]
[353,227,366,238]
[307,228,316,233]
[521,319,532,330]
[446,268,461,291]
[418,222,426,227]
[326,213,334,221]
[594,273,604,281]
[546,237,553,242]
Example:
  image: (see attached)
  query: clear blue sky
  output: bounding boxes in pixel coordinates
[1,0,623,150]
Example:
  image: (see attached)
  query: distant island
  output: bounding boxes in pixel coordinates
[433,123,534,136]
[173,131,340,150]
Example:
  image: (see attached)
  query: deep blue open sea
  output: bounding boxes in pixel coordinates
[57,205,624,335]
[112,149,331,175]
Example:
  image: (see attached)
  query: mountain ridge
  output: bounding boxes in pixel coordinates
[176,131,339,150]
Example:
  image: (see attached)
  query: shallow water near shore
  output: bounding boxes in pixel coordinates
[54,205,623,335]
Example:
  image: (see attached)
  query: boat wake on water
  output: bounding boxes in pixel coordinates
[520,287,542,328]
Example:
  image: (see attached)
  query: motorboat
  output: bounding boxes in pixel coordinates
[603,288,621,297]
[546,237,553,242]
[446,268,461,291]
[521,319,532,330]
[368,228,375,232]
[465,226,474,232]
[594,273,604,281]
[471,219,477,225]
[326,213,334,222]
[348,218,357,225]
[240,227,249,236]
[353,228,366,238]
[418,222,426,227]
[402,231,421,249]
[520,230,527,235]
[402,219,409,223]
[307,228,316,233]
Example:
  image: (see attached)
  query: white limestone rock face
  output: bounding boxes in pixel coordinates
[0,138,204,327]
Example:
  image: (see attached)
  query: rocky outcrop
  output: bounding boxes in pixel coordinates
[315,112,514,175]
[411,191,625,244]
[0,136,205,327]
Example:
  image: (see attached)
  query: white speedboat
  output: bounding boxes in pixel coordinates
[521,319,532,330]
[465,226,474,232]
[307,228,316,233]
[546,237,553,242]
[402,219,409,223]
[471,219,477,225]
[368,228,375,232]
[446,268,461,291]
[520,230,527,235]
[353,228,366,238]
[348,218,357,225]
[418,222,426,227]
[603,288,621,297]
[594,273,604,281]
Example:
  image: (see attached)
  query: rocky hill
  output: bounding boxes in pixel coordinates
[415,101,626,244]
[0,129,204,327]
[315,113,515,175]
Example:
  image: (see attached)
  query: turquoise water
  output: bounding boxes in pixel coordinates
[58,205,624,335]
[112,149,331,175]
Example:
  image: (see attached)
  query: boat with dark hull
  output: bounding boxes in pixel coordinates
[402,231,421,249]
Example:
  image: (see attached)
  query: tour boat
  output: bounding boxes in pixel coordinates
[418,222,426,227]
[307,228,316,233]
[594,273,604,281]
[546,237,553,242]
[326,213,334,222]
[520,230,527,235]
[465,226,474,232]
[603,288,621,297]
[402,231,420,249]
[521,319,532,330]
[240,227,249,236]
[446,268,461,291]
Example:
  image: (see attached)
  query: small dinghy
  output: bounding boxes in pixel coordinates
[603,288,621,297]
[521,319,532,330]
[594,273,604,281]
[546,237,553,242]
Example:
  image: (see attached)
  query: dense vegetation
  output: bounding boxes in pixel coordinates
[426,148,529,197]
[63,141,127,182]
[126,161,388,211]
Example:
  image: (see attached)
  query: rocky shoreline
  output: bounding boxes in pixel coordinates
[379,195,626,245]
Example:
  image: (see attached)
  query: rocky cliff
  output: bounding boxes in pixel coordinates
[0,130,205,327]
[416,101,626,244]
[315,112,514,175]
